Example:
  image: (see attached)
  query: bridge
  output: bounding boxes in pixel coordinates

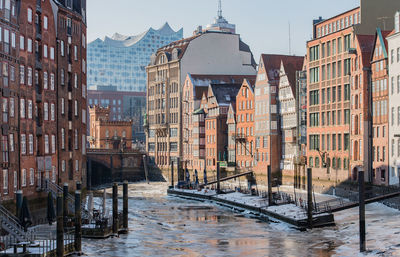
[87,148,146,188]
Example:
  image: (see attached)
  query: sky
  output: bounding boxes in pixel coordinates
[87,0,359,61]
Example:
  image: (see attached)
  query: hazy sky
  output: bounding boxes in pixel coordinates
[87,0,359,61]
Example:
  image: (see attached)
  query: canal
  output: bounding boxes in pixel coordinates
[82,182,400,257]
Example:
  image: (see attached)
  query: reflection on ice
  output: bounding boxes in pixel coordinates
[82,182,400,257]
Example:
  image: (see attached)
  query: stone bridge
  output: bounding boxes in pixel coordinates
[87,148,146,188]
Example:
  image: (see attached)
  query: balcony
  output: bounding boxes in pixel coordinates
[35,59,42,71]
[36,92,42,103]
[36,25,42,41]
[36,0,42,13]
[68,80,73,92]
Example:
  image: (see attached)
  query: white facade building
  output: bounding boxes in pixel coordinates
[388,11,400,186]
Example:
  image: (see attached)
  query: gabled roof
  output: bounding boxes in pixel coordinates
[371,28,392,61]
[355,34,375,67]
[280,57,304,94]
[188,74,256,101]
[260,54,304,81]
[226,103,236,124]
[209,83,242,107]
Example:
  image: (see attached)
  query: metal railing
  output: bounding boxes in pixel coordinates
[44,179,90,219]
[0,205,33,244]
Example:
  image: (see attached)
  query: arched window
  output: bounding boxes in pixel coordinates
[122,130,126,138]
[355,75,359,89]
[315,157,320,168]
[354,140,359,161]
[355,95,359,109]
[309,157,314,168]
[354,115,359,135]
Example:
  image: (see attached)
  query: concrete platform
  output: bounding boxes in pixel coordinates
[167,188,335,229]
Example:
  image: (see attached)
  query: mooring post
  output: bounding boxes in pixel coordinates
[88,159,92,190]
[216,162,221,194]
[359,169,366,252]
[63,183,69,229]
[16,190,22,217]
[76,181,82,191]
[267,165,273,206]
[112,182,119,235]
[170,161,174,188]
[123,181,129,233]
[307,168,313,229]
[143,155,149,184]
[74,190,82,254]
[56,193,64,257]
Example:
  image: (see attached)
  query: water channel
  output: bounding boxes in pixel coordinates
[81,182,400,257]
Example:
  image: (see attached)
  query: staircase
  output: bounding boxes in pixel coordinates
[44,179,90,219]
[0,204,33,243]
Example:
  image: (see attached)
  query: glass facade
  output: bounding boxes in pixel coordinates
[87,23,183,92]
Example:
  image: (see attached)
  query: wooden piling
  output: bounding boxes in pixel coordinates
[143,155,149,183]
[112,183,119,235]
[63,183,69,229]
[359,169,366,252]
[267,166,273,206]
[76,181,82,191]
[56,193,64,257]
[216,162,220,194]
[171,161,174,188]
[307,168,313,229]
[123,181,128,233]
[75,190,82,254]
[16,190,22,217]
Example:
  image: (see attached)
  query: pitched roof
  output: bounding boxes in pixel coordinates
[260,54,304,81]
[355,34,375,67]
[371,28,392,61]
[281,57,305,93]
[188,74,256,100]
[209,83,242,106]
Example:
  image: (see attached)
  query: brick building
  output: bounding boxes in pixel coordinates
[1,0,20,201]
[278,58,304,184]
[88,85,146,142]
[388,11,400,186]
[145,13,256,171]
[54,0,87,189]
[0,0,87,202]
[205,83,242,170]
[253,54,303,182]
[371,29,391,185]
[88,106,133,150]
[235,79,255,170]
[181,74,254,172]
[306,0,400,189]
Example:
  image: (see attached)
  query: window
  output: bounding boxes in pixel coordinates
[11,32,15,48]
[82,135,86,155]
[50,73,55,90]
[61,128,65,149]
[43,44,48,58]
[344,59,351,75]
[20,65,25,84]
[344,84,350,101]
[27,8,32,23]
[29,168,34,186]
[51,135,56,154]
[61,69,65,85]
[44,135,49,154]
[44,16,48,30]
[74,129,78,150]
[50,47,54,60]
[74,73,78,88]
[28,100,32,119]
[44,102,48,120]
[3,170,8,190]
[60,40,64,56]
[27,67,32,86]
[51,103,55,121]
[82,109,86,124]
[27,38,32,52]
[28,134,33,154]
[74,100,78,116]
[20,99,25,118]
[61,98,65,114]
[22,169,26,187]
[43,71,48,89]
[74,45,78,61]
[21,134,26,154]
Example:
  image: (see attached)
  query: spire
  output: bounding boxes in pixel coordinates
[218,0,222,18]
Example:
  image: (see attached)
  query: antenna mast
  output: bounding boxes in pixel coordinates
[289,21,292,55]
[218,0,222,18]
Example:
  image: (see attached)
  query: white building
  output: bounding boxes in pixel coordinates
[388,11,400,186]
